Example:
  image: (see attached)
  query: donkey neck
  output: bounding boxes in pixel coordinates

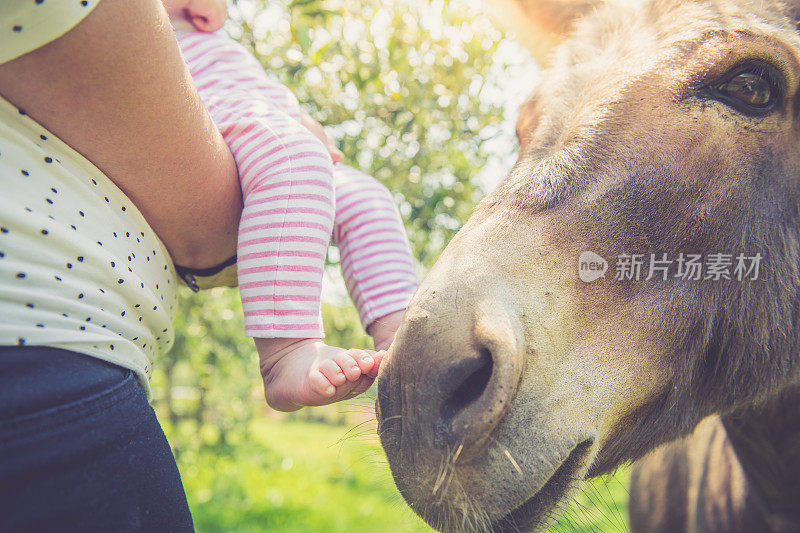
[721,384,800,531]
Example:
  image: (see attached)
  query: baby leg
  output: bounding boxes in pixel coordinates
[226,113,382,410]
[176,31,385,410]
[332,164,419,349]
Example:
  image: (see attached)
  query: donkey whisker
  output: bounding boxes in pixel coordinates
[503,448,524,476]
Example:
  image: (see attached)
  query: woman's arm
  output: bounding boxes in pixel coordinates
[0,0,241,269]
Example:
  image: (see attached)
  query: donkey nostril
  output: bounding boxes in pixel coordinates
[435,348,494,446]
[444,348,494,419]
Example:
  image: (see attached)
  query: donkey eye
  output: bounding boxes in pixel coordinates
[718,72,771,107]
[708,62,783,116]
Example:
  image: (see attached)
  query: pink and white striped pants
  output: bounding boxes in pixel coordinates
[175,29,418,338]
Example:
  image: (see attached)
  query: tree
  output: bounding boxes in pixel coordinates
[229,0,512,266]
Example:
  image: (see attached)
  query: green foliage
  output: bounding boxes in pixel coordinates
[228,0,510,267]
[151,288,257,455]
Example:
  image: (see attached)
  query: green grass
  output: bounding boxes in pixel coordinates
[175,417,630,533]
[552,469,631,533]
[178,417,430,533]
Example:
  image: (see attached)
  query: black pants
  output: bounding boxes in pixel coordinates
[0,346,193,532]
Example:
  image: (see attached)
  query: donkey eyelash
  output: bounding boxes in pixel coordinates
[721,61,786,94]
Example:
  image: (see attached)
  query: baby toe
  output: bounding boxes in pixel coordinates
[333,352,362,381]
[318,359,347,387]
[347,349,375,374]
[308,369,336,397]
[366,350,386,377]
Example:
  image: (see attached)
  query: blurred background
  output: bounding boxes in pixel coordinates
[152,0,631,530]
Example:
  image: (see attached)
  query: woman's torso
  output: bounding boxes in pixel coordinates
[0,1,179,396]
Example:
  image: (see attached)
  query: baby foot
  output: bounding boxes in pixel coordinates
[256,338,384,412]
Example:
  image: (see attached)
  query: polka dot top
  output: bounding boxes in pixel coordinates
[0,0,179,397]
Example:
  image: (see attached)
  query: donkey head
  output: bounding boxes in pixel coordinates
[377,0,800,531]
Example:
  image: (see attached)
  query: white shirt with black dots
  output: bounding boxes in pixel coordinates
[0,0,177,397]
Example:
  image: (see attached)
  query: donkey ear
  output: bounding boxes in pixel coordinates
[492,0,596,64]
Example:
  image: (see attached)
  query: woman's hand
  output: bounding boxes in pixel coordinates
[0,0,241,269]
